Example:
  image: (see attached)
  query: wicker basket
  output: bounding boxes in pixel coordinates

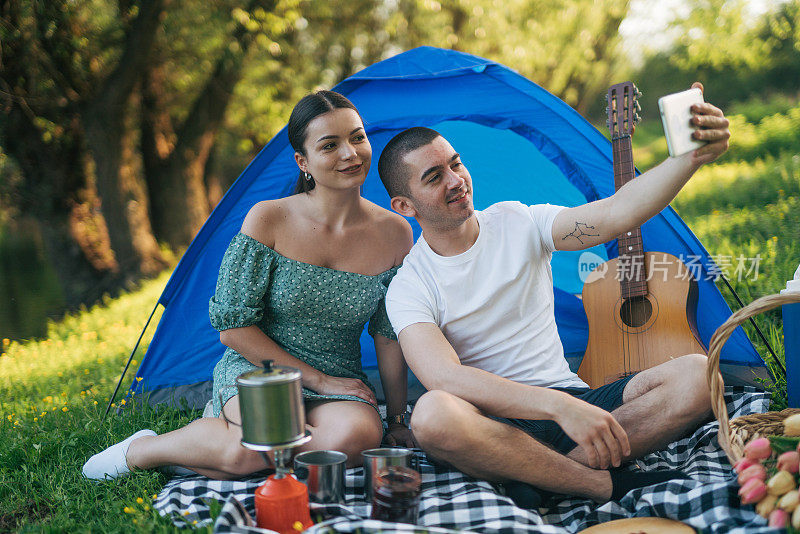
[707,291,800,464]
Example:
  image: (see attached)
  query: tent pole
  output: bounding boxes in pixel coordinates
[719,274,785,380]
[103,302,160,421]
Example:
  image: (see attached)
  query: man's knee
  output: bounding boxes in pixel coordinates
[673,353,709,388]
[679,352,708,370]
[684,353,712,411]
[410,390,471,452]
[666,353,712,417]
[627,354,711,410]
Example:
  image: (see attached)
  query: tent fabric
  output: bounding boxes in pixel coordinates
[132,46,764,408]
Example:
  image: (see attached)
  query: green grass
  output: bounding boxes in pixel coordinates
[672,153,799,409]
[632,104,800,410]
[3,100,799,532]
[0,272,213,532]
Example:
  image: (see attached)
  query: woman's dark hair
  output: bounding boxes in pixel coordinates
[288,90,362,194]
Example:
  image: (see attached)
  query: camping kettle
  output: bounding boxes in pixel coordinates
[225,361,314,533]
[233,360,310,450]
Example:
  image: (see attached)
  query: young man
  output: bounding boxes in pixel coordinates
[378,83,730,504]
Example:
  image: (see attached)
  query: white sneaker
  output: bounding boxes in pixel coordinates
[82,429,156,480]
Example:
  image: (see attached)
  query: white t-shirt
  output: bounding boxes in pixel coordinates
[386,201,588,389]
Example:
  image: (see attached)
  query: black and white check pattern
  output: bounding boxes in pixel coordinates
[155,387,777,533]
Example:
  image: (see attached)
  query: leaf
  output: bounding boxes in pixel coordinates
[769,435,800,454]
[204,497,223,521]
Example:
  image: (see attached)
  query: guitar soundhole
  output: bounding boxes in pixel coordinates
[619,296,653,328]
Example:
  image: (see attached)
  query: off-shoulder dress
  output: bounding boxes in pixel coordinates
[209,233,398,417]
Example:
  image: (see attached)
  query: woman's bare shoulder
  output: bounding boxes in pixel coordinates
[241,198,295,248]
[363,200,413,263]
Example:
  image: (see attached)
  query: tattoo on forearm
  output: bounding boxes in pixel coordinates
[562,221,599,244]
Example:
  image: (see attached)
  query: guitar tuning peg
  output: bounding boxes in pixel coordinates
[605,106,610,114]
[635,89,643,98]
[634,113,641,124]
[635,101,642,111]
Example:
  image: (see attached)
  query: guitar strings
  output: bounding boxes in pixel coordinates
[612,127,627,380]
[618,124,632,381]
[625,87,643,380]
[612,87,651,384]
[619,124,642,382]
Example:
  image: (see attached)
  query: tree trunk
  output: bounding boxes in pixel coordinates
[0,0,124,307]
[573,2,629,116]
[203,148,227,209]
[142,58,212,249]
[82,0,167,278]
[142,0,271,249]
[41,206,119,308]
[147,133,213,249]
[2,109,120,306]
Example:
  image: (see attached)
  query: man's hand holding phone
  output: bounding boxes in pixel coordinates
[659,82,730,166]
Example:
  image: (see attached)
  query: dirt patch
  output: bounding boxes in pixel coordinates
[0,500,52,531]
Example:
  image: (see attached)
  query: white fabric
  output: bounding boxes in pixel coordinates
[386,201,588,389]
[82,429,156,480]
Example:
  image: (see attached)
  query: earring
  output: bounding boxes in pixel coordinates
[304,171,313,182]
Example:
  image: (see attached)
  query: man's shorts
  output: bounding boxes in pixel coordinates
[492,374,636,455]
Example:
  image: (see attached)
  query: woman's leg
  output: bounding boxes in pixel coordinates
[94,397,382,480]
[299,400,383,467]
[125,395,269,480]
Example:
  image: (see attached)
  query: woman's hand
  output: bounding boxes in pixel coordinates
[384,423,417,448]
[311,375,377,405]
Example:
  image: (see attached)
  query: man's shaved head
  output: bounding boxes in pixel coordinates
[378,127,442,198]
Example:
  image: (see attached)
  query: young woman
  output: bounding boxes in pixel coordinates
[83,91,415,480]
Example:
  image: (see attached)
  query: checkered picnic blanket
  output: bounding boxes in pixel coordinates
[155,386,779,533]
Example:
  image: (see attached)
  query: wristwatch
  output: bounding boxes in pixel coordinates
[385,412,409,427]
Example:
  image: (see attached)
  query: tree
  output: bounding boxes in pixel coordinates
[632,0,798,113]
[220,0,635,179]
[376,0,632,114]
[140,0,299,249]
[81,0,168,279]
[1,0,638,311]
[0,0,156,305]
[1,0,294,304]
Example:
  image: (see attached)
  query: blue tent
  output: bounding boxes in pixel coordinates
[130,46,765,408]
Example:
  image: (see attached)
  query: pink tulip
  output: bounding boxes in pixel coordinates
[738,463,768,485]
[778,451,800,474]
[734,457,758,474]
[739,478,768,505]
[769,509,789,528]
[744,437,773,461]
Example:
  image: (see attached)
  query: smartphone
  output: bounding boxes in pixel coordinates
[658,88,706,157]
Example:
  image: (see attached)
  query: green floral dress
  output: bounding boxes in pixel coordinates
[209,233,398,417]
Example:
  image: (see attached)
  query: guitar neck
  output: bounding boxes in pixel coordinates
[612,135,647,299]
[613,136,635,190]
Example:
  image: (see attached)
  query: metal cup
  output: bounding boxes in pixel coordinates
[361,448,418,501]
[293,450,347,504]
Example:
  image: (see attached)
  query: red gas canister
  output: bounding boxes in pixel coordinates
[254,474,313,534]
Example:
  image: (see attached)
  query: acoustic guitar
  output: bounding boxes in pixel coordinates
[576,81,707,388]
